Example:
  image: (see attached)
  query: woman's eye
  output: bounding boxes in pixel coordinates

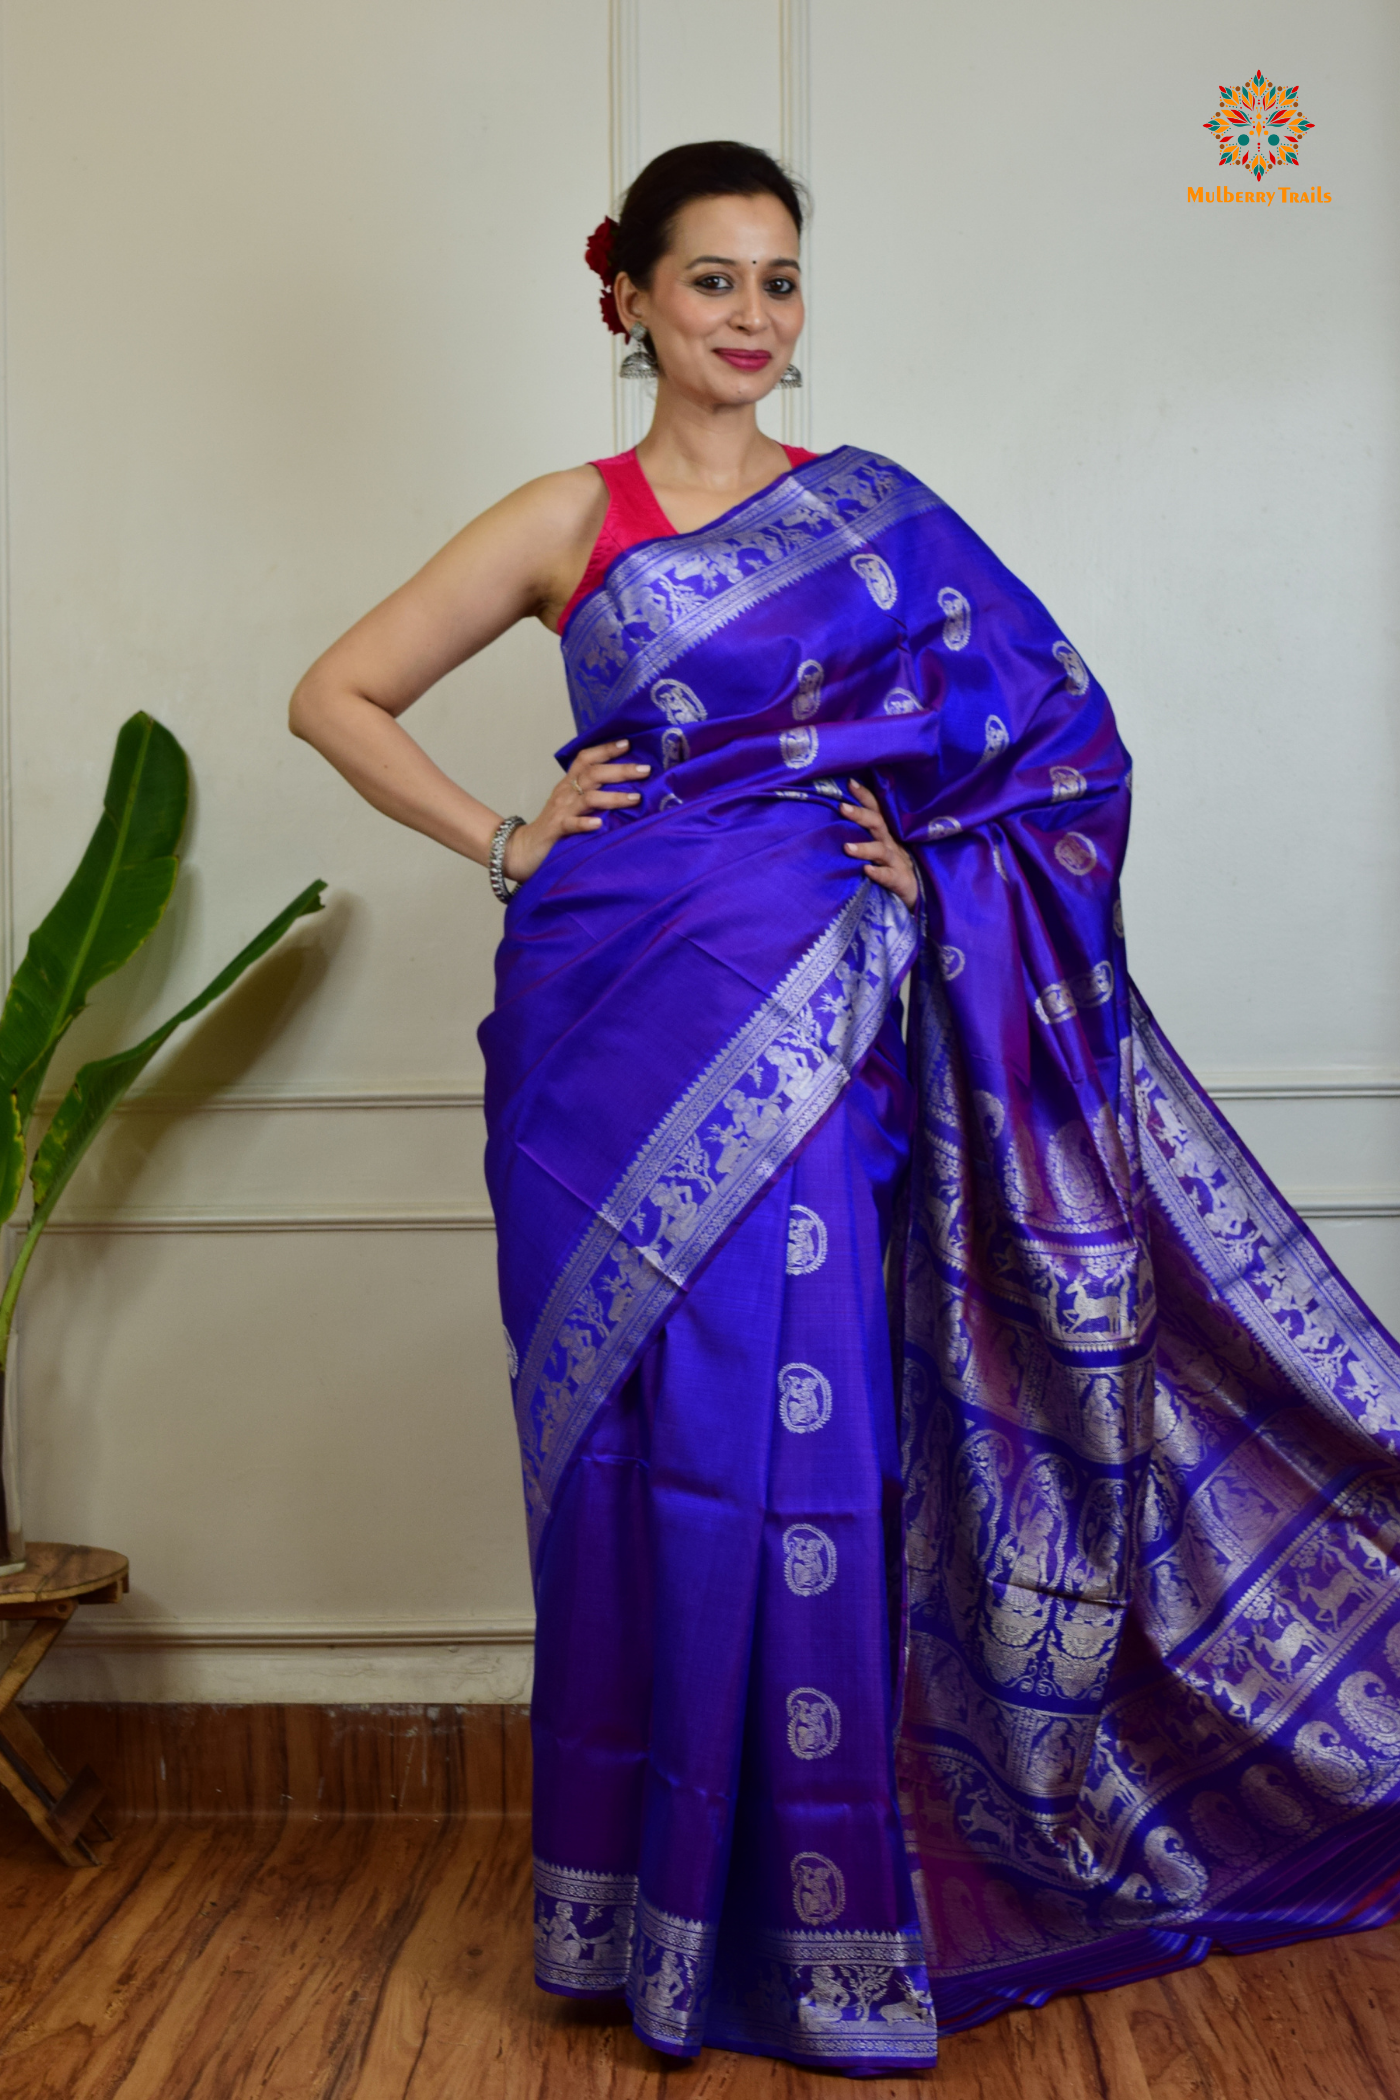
[766,277,799,298]
[693,274,733,293]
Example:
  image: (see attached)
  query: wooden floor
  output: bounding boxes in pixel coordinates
[0,1805,1397,2099]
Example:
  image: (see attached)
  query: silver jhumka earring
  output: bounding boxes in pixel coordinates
[620,324,657,380]
[779,360,803,389]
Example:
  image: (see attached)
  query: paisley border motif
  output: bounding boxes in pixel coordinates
[896,978,1400,1981]
[563,448,943,730]
[514,880,918,1561]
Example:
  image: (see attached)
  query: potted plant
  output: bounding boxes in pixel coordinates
[0,712,325,1569]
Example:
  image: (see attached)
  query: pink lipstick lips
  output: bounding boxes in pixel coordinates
[714,348,772,370]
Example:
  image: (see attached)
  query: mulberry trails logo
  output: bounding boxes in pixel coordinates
[1191,70,1327,206]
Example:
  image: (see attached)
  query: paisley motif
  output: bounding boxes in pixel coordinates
[791,1853,846,1924]
[972,1089,1005,1141]
[979,716,1010,765]
[850,552,897,610]
[786,1687,842,1759]
[792,659,824,721]
[1338,1668,1400,1749]
[778,1361,833,1433]
[1240,1763,1315,1834]
[781,725,819,770]
[1294,1719,1369,1802]
[1034,961,1115,1024]
[937,586,971,650]
[782,1523,837,1596]
[651,678,707,725]
[786,1203,828,1276]
[1052,640,1090,695]
[1054,831,1098,876]
[1190,1791,1260,1864]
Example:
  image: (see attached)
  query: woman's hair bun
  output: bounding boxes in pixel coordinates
[611,140,805,296]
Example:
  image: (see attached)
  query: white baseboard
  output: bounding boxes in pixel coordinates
[17,1616,536,1705]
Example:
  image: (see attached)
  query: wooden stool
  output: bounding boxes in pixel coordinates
[0,1543,128,1867]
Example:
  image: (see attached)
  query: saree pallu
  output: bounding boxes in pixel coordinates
[480,449,1400,2072]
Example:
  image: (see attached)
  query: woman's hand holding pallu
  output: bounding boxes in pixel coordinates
[839,779,918,910]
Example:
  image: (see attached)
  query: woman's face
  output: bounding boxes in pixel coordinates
[616,191,803,406]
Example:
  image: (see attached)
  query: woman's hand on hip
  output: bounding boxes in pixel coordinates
[840,779,919,911]
[502,740,651,883]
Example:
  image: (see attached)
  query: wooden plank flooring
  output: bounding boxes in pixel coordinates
[22,1703,534,1820]
[0,1806,1395,2098]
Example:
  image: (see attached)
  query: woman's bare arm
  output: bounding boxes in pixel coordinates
[288,466,650,881]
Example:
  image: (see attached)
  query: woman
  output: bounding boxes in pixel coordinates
[291,140,1400,2075]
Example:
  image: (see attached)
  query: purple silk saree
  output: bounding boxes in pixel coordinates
[480,448,1400,2073]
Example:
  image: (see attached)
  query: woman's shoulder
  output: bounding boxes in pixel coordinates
[490,461,609,536]
[463,465,611,607]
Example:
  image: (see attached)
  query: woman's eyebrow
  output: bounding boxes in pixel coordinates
[684,253,802,270]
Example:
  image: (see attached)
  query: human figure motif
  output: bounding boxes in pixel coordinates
[785,1525,833,1594]
[778,1363,831,1432]
[537,1901,583,1968]
[799,1965,851,2026]
[635,1949,691,2020]
[786,1204,826,1274]
[787,1690,839,1758]
[792,1854,844,1926]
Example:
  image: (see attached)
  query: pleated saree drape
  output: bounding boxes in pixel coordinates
[480,449,1400,2072]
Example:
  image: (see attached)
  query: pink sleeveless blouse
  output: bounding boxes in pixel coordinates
[558,444,820,634]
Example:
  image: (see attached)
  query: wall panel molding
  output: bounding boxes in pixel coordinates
[1200,1074,1400,1102]
[1286,1193,1400,1221]
[57,1614,534,1652]
[49,1086,487,1116]
[27,1207,496,1235]
[608,0,645,453]
[32,1072,1396,1122]
[606,0,812,451]
[778,0,812,448]
[20,1626,535,1707]
[24,1194,1400,1232]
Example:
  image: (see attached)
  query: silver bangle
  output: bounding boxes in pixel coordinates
[488,816,527,903]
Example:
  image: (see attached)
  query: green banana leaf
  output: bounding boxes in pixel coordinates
[0,1094,21,1230]
[0,878,327,1364]
[0,712,187,1131]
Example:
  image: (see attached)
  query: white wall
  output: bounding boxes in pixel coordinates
[807,0,1400,1310]
[3,0,1396,1699]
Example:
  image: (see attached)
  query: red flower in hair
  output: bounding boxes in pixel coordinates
[584,215,626,338]
[584,217,616,278]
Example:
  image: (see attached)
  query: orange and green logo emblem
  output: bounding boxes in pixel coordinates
[1204,71,1314,185]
